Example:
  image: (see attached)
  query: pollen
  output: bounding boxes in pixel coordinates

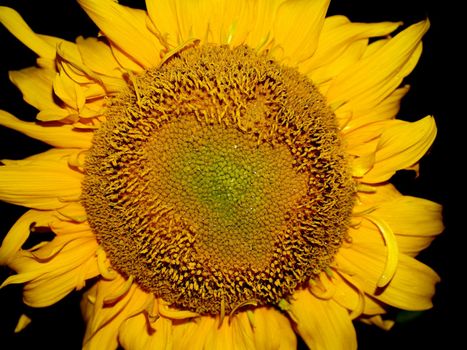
[81,44,355,315]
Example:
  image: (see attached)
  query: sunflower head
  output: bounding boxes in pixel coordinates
[0,1,442,349]
[82,44,355,315]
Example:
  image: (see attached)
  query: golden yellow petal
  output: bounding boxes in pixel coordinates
[76,36,127,91]
[272,0,329,64]
[288,289,357,350]
[173,1,215,43]
[361,116,437,183]
[326,20,429,113]
[345,120,393,150]
[77,0,162,68]
[342,85,410,132]
[252,307,297,350]
[301,16,401,73]
[146,0,180,48]
[204,314,251,350]
[336,245,440,310]
[364,214,399,288]
[332,271,387,317]
[119,314,173,350]
[117,314,151,349]
[373,196,444,237]
[14,314,32,333]
[0,6,55,59]
[0,150,83,209]
[23,255,98,307]
[355,182,400,204]
[361,315,395,331]
[171,317,212,350]
[2,236,98,307]
[0,209,54,265]
[309,38,367,94]
[169,313,256,350]
[244,0,286,50]
[53,70,86,111]
[82,280,150,349]
[357,194,443,257]
[209,1,254,46]
[0,110,93,148]
[9,66,59,113]
[56,202,87,223]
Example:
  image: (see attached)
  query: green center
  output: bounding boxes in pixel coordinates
[146,117,307,269]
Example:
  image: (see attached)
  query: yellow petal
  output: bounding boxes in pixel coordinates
[14,314,32,333]
[342,85,410,132]
[364,214,399,288]
[82,280,150,349]
[0,150,83,209]
[77,0,162,68]
[373,196,444,237]
[2,236,98,307]
[209,1,254,46]
[332,271,386,317]
[0,110,93,148]
[75,36,116,74]
[252,307,296,350]
[336,245,440,310]
[53,70,86,111]
[9,66,59,113]
[204,313,254,350]
[0,7,56,59]
[361,116,437,183]
[171,317,212,350]
[146,0,180,48]
[119,314,173,350]
[0,209,54,265]
[244,0,286,50]
[273,0,329,64]
[171,0,254,46]
[364,195,443,257]
[56,202,87,223]
[327,20,429,112]
[302,16,401,72]
[288,289,357,350]
[309,39,367,95]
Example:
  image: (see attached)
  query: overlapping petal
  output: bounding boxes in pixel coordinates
[0,148,83,209]
[0,112,92,148]
[0,209,54,265]
[82,278,152,350]
[77,0,163,69]
[366,116,436,182]
[288,289,357,350]
[336,242,440,310]
[272,0,329,64]
[1,233,98,307]
[326,20,430,113]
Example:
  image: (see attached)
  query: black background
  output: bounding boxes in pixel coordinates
[0,0,458,349]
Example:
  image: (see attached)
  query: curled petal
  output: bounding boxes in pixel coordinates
[0,209,54,265]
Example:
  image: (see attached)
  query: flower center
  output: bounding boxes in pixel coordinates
[82,44,355,315]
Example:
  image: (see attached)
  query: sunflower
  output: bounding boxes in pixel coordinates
[0,0,443,349]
